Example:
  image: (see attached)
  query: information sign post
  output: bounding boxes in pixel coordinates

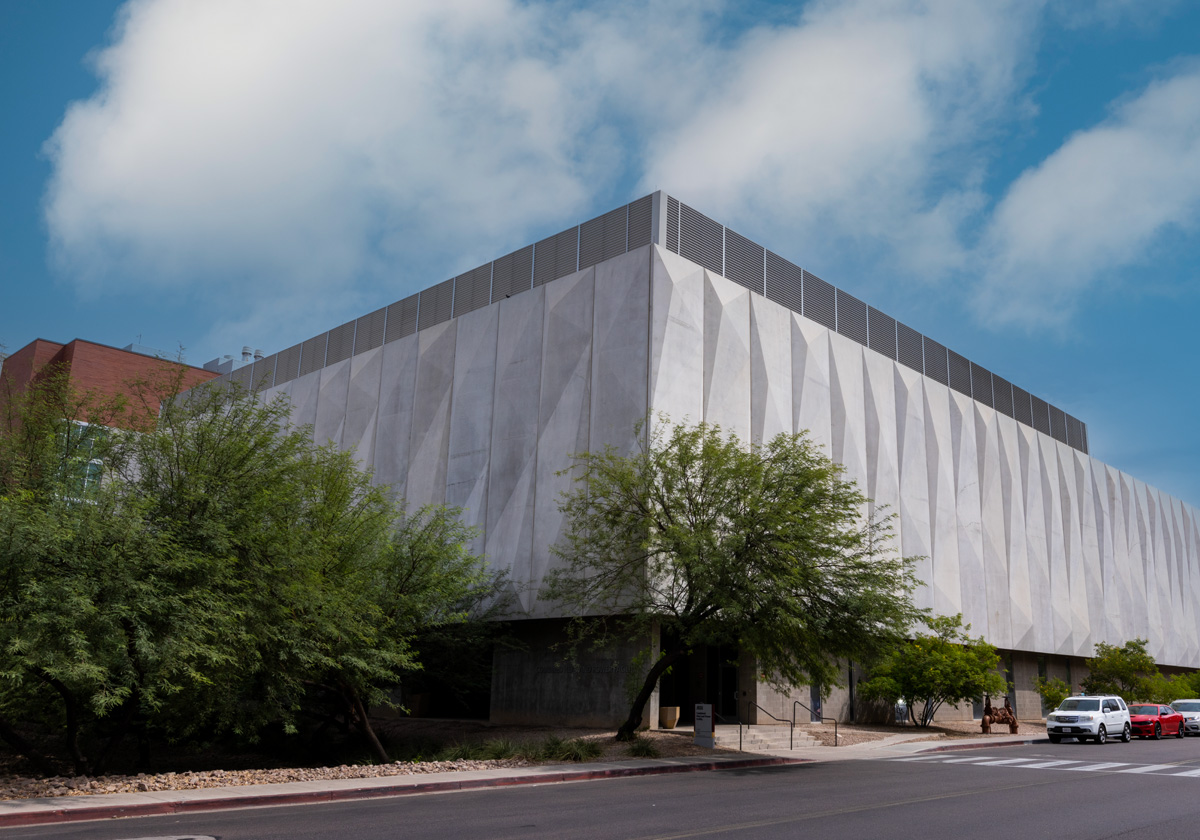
[694,703,714,748]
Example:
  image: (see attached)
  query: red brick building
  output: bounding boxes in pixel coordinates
[0,338,218,431]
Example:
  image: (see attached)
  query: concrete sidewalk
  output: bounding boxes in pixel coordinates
[0,734,1043,829]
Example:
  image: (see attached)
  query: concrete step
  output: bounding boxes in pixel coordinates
[711,726,822,751]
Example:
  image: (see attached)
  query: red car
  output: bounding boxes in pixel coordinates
[1128,704,1185,739]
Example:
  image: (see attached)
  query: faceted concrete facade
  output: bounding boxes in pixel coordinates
[238,193,1200,725]
[255,240,1200,675]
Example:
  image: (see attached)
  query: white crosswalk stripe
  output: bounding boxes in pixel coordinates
[888,754,1200,778]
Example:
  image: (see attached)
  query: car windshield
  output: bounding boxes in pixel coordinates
[1058,699,1100,712]
[1174,702,1200,712]
[1129,705,1157,715]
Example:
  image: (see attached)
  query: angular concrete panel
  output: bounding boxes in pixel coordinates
[486,289,546,589]
[446,306,499,557]
[531,268,594,614]
[702,271,751,438]
[591,247,649,454]
[406,321,457,510]
[343,346,384,468]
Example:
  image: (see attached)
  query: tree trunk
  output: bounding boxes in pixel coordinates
[616,648,685,741]
[345,684,390,764]
[38,671,87,774]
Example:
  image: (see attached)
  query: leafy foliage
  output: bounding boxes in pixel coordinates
[1032,676,1072,713]
[542,419,924,739]
[1081,639,1160,699]
[857,614,1008,727]
[0,369,500,774]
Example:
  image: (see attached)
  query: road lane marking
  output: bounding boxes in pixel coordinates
[1018,760,1082,768]
[1062,762,1129,772]
[1117,764,1178,774]
[1169,768,1200,777]
[973,758,1039,766]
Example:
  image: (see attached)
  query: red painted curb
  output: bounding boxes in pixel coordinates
[0,757,807,828]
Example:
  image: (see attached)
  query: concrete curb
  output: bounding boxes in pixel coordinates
[0,756,807,829]
[920,738,1049,753]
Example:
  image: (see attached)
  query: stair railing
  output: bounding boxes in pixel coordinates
[792,700,839,747]
[712,710,743,751]
[745,700,797,749]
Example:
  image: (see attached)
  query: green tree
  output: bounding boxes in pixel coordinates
[0,371,500,772]
[542,420,924,740]
[1081,639,1160,699]
[857,614,1008,727]
[1032,675,1072,713]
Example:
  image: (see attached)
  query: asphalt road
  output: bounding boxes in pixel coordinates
[9,739,1200,840]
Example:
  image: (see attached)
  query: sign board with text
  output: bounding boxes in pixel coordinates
[694,703,714,748]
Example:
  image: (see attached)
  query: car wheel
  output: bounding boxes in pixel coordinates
[1153,723,1162,740]
[1121,724,1131,743]
[1049,735,1062,744]
[1096,725,1107,745]
[1178,721,1185,739]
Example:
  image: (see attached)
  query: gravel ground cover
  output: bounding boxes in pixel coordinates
[0,717,1043,801]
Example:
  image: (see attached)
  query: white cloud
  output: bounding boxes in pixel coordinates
[48,0,1128,359]
[639,0,1043,280]
[43,0,704,354]
[975,64,1200,325]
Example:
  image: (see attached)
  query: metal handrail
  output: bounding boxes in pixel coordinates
[712,711,743,751]
[793,700,839,747]
[745,700,797,749]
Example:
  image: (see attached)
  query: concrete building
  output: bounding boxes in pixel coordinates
[207,192,1200,726]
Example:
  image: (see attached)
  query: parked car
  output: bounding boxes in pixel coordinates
[1170,699,1200,735]
[1046,695,1131,744]
[1128,703,1185,739]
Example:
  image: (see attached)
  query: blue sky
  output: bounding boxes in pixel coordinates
[2,0,1199,507]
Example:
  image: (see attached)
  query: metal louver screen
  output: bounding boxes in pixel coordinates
[923,337,949,386]
[1013,385,1033,426]
[627,194,653,249]
[867,307,896,360]
[603,205,627,261]
[667,196,679,253]
[836,290,868,346]
[1049,406,1068,444]
[534,228,579,286]
[579,213,606,269]
[970,363,993,408]
[355,306,387,354]
[802,270,836,330]
[299,334,327,377]
[1031,396,1051,435]
[325,321,355,365]
[274,343,302,385]
[1080,423,1089,453]
[765,251,802,313]
[453,264,492,318]
[418,279,454,329]
[992,375,1014,418]
[578,206,627,269]
[385,295,419,343]
[1065,415,1081,449]
[724,229,764,293]
[230,364,253,390]
[897,322,923,373]
[948,350,972,397]
[491,245,533,302]
[678,203,723,274]
[249,355,276,391]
